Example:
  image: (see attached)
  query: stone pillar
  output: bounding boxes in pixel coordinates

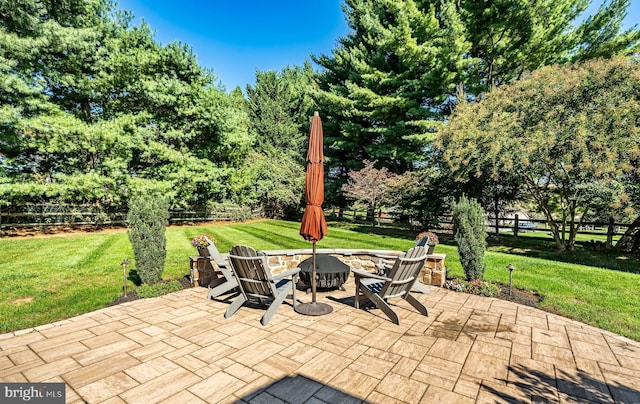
[189,256,216,287]
[419,254,446,287]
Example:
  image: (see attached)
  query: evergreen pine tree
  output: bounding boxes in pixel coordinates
[314,0,470,175]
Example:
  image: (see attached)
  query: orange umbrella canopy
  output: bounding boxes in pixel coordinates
[299,112,328,242]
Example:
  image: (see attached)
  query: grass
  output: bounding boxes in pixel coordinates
[438,232,640,340]
[1,219,639,341]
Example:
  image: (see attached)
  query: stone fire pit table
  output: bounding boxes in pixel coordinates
[298,255,351,291]
[255,248,446,289]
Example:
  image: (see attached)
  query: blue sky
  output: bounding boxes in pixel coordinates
[117,0,639,92]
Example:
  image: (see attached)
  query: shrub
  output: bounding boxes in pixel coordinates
[127,194,170,285]
[136,280,183,298]
[453,195,487,281]
[444,278,499,297]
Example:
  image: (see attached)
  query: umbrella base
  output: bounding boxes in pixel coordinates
[295,302,333,316]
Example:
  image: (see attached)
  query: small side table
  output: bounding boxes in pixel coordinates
[189,256,219,287]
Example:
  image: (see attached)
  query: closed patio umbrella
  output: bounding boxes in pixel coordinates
[295,111,332,316]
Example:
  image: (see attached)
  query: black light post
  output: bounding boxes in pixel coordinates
[507,264,515,296]
[121,259,129,297]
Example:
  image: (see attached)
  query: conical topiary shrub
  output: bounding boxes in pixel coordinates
[127,194,169,285]
[453,195,487,281]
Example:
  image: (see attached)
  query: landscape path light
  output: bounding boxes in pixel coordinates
[507,264,515,296]
[121,259,129,297]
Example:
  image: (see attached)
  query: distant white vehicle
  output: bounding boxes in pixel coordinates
[518,221,536,230]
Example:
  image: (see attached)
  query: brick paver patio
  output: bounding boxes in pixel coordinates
[1,280,639,403]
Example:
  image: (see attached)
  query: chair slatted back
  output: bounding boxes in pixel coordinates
[414,236,430,248]
[228,245,275,301]
[381,247,427,299]
[205,237,236,281]
[205,237,227,268]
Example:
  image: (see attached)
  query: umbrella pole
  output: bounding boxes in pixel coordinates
[294,239,332,316]
[311,242,317,303]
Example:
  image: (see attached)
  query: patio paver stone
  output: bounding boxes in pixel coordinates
[1,277,639,403]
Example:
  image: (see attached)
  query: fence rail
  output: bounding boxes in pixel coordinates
[1,204,632,239]
[0,204,260,230]
[326,208,631,237]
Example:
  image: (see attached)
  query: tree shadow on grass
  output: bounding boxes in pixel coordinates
[487,234,640,275]
[340,223,639,274]
[328,222,417,240]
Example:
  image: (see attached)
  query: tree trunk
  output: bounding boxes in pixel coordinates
[522,177,565,250]
[616,214,640,254]
[367,204,375,225]
[606,216,614,249]
[546,211,566,251]
[566,201,578,252]
[493,194,500,235]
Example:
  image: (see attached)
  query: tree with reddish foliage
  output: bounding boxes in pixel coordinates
[342,160,396,225]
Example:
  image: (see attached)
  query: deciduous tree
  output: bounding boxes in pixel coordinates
[342,160,396,225]
[438,57,640,251]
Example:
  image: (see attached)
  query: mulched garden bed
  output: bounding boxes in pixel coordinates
[108,276,193,306]
[108,291,139,306]
[497,285,543,307]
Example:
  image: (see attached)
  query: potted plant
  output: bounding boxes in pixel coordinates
[192,234,214,256]
[416,231,439,254]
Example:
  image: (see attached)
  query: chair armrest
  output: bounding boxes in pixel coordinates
[216,261,229,269]
[375,262,392,276]
[272,267,301,280]
[352,268,391,282]
[376,262,392,270]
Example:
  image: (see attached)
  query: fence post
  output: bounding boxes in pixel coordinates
[452,214,456,235]
[514,214,519,238]
[607,216,614,249]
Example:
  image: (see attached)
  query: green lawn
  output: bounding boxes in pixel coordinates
[1,219,639,341]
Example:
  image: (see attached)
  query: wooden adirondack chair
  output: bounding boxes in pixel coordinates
[224,245,300,326]
[205,237,239,299]
[353,246,428,325]
[375,240,431,294]
[414,235,430,248]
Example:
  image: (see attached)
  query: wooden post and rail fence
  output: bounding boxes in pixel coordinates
[326,208,630,240]
[0,203,259,230]
[0,204,630,241]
